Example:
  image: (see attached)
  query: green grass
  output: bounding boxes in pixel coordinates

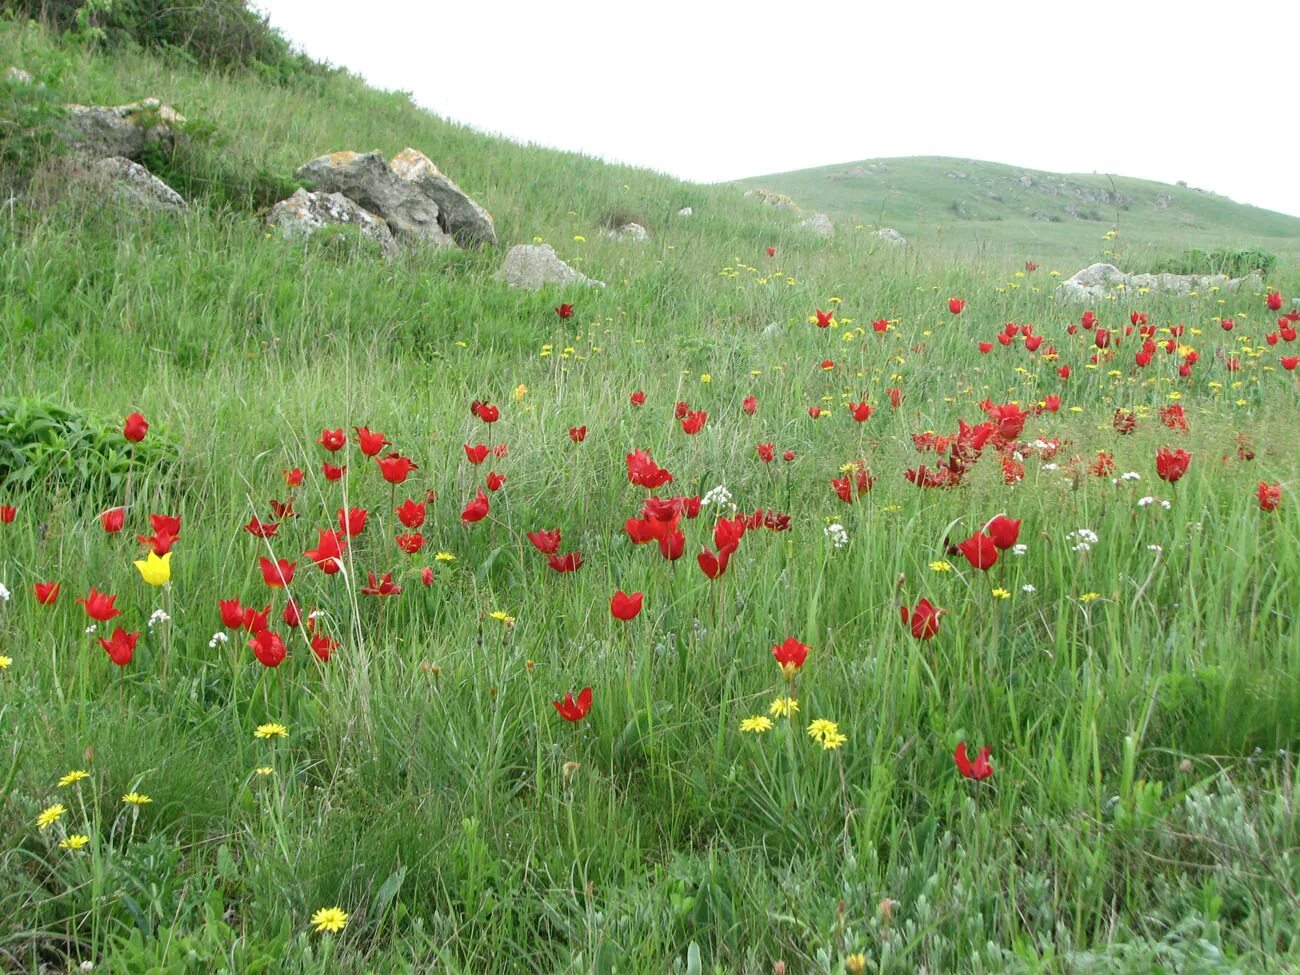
[1,16,1300,975]
[734,155,1300,268]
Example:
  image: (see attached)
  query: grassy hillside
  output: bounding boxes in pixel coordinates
[2,13,1300,975]
[735,155,1300,267]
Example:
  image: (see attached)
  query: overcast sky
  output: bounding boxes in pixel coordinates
[258,0,1300,218]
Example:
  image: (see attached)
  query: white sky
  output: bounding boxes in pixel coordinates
[259,0,1300,218]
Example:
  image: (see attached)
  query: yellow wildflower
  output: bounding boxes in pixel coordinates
[133,551,171,586]
[36,804,66,830]
[59,834,90,851]
[122,793,153,805]
[739,716,774,734]
[310,906,348,934]
[769,697,799,718]
[930,560,954,573]
[58,770,89,788]
[254,723,288,740]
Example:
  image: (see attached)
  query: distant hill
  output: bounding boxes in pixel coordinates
[734,156,1300,266]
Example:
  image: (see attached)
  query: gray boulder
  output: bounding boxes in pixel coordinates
[64,98,185,159]
[603,222,648,241]
[86,156,186,212]
[296,150,450,246]
[875,228,907,247]
[265,188,396,256]
[5,66,33,85]
[389,147,496,247]
[494,244,604,290]
[1056,262,1261,302]
[798,213,834,238]
[677,206,693,217]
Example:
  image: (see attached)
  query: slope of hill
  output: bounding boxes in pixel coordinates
[735,156,1300,266]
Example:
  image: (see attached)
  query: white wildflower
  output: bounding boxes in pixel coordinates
[0,582,9,602]
[1120,471,1142,482]
[824,523,849,549]
[1147,544,1163,554]
[208,632,229,648]
[1042,463,1059,471]
[1022,584,1037,594]
[1137,496,1155,508]
[700,485,732,508]
[1012,544,1028,556]
[147,608,170,629]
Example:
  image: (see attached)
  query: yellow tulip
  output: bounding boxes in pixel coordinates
[134,551,171,586]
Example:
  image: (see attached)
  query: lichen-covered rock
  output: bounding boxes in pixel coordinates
[875,228,907,247]
[494,244,604,290]
[390,147,496,247]
[265,188,396,256]
[677,207,693,217]
[1056,262,1261,301]
[64,98,185,159]
[87,156,186,212]
[5,66,33,85]
[798,213,834,238]
[28,156,186,214]
[603,222,648,241]
[296,150,449,246]
[743,188,799,210]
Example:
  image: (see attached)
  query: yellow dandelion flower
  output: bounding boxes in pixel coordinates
[255,766,275,777]
[0,655,11,669]
[58,770,89,788]
[1079,592,1101,603]
[122,792,153,806]
[769,697,799,718]
[991,587,1011,599]
[820,732,848,750]
[930,560,954,573]
[807,719,841,745]
[488,610,516,625]
[59,834,90,851]
[254,723,288,740]
[513,384,528,402]
[531,236,544,244]
[434,551,456,562]
[310,906,349,934]
[573,235,586,243]
[700,373,712,383]
[36,803,66,830]
[739,716,774,733]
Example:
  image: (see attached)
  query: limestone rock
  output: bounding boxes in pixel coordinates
[494,244,604,290]
[677,206,693,217]
[743,188,799,210]
[64,98,185,159]
[5,66,33,85]
[28,156,185,214]
[86,156,186,212]
[604,222,648,241]
[875,228,907,247]
[390,147,496,247]
[1056,262,1261,302]
[798,213,834,238]
[296,150,449,246]
[265,188,396,256]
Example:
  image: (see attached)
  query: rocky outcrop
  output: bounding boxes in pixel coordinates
[296,150,449,246]
[875,228,907,247]
[743,188,799,210]
[64,98,185,160]
[603,222,648,241]
[265,188,396,255]
[798,213,834,238]
[1056,262,1262,302]
[494,244,603,290]
[389,147,496,247]
[29,156,186,214]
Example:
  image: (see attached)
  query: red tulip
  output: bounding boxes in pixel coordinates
[782,450,796,462]
[547,551,583,573]
[136,529,178,556]
[742,395,758,415]
[354,427,388,457]
[377,453,418,484]
[610,590,643,621]
[680,410,708,435]
[392,532,423,555]
[954,742,993,780]
[338,507,368,537]
[815,308,833,327]
[984,515,1021,550]
[957,532,999,571]
[485,471,506,491]
[900,598,942,640]
[242,604,271,633]
[77,588,120,622]
[979,341,994,353]
[461,488,490,523]
[283,467,304,487]
[630,391,646,407]
[555,303,575,319]
[849,401,873,422]
[553,687,592,722]
[250,629,286,667]
[361,571,402,596]
[322,462,347,481]
[471,401,500,423]
[1257,482,1282,512]
[311,634,338,662]
[872,318,889,333]
[396,499,426,529]
[318,429,346,451]
[756,442,775,463]
[697,545,733,579]
[658,528,685,561]
[568,426,587,443]
[766,246,776,257]
[1155,447,1191,484]
[1057,365,1071,380]
[283,600,302,628]
[771,636,809,674]
[243,518,279,538]
[1220,317,1234,331]
[99,627,140,666]
[219,598,245,629]
[305,529,346,574]
[887,388,902,409]
[948,297,965,315]
[420,567,434,586]
[626,449,673,489]
[1080,311,1097,329]
[34,582,60,605]
[808,406,822,419]
[258,557,295,589]
[123,412,149,443]
[1266,291,1283,311]
[464,443,489,465]
[528,529,561,554]
[1283,356,1299,371]
[0,504,15,523]
[100,507,126,533]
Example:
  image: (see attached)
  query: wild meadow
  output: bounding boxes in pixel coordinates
[1,14,1300,975]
